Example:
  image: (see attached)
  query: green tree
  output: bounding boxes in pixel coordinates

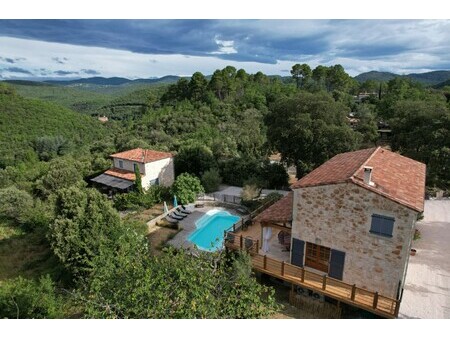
[390,100,450,189]
[291,63,312,89]
[355,104,379,146]
[201,168,222,193]
[174,144,217,177]
[266,92,361,177]
[260,162,289,189]
[134,164,143,194]
[188,72,208,102]
[0,186,33,225]
[34,157,85,197]
[0,275,64,318]
[171,173,204,204]
[47,187,124,278]
[82,248,278,318]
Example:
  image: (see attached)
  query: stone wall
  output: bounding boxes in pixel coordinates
[291,182,418,298]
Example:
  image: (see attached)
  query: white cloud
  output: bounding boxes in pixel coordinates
[211,37,238,55]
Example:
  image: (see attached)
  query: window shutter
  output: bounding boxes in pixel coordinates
[329,249,345,280]
[370,214,394,237]
[291,238,305,267]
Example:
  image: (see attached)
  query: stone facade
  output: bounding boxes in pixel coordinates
[291,182,418,298]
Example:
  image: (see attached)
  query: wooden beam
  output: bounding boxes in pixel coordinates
[351,284,356,301]
[240,235,243,249]
[322,275,327,291]
[373,292,379,309]
[301,268,305,283]
[281,261,285,276]
[394,300,400,317]
[263,255,267,270]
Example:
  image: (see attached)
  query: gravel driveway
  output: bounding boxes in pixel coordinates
[399,200,450,319]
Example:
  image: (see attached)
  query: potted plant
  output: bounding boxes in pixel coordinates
[410,248,417,256]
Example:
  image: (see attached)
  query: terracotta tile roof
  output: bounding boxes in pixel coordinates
[111,148,173,163]
[351,148,426,213]
[104,168,144,181]
[291,147,426,212]
[254,192,293,224]
[291,148,378,189]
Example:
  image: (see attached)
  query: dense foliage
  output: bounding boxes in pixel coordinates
[170,173,205,204]
[82,248,278,318]
[0,275,64,319]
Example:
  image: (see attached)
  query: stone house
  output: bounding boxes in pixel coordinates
[289,147,426,299]
[91,148,175,192]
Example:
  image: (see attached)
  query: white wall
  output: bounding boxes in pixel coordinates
[143,157,175,189]
[113,158,145,175]
[112,157,174,190]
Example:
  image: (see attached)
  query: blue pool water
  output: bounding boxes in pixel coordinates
[188,210,240,252]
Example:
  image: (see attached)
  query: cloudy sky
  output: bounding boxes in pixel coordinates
[0,19,449,80]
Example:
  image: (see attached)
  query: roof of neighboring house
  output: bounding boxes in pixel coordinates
[90,173,134,190]
[269,152,282,162]
[254,192,293,224]
[104,168,144,181]
[111,148,173,163]
[291,147,426,212]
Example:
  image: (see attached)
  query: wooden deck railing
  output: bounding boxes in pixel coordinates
[224,234,400,318]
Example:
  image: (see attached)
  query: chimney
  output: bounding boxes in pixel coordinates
[363,166,374,186]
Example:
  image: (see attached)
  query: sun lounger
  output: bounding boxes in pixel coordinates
[176,207,190,215]
[169,213,183,220]
[181,205,192,213]
[173,211,187,219]
[165,216,179,225]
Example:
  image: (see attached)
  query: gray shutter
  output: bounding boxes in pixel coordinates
[370,215,383,234]
[291,238,305,267]
[329,249,345,280]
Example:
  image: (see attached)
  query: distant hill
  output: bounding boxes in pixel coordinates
[0,84,108,166]
[354,71,398,83]
[434,79,450,89]
[45,75,182,87]
[354,70,450,86]
[2,80,113,114]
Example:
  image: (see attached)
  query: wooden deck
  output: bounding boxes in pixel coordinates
[225,233,400,318]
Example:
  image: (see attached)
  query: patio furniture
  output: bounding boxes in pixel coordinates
[164,216,179,225]
[173,211,187,219]
[244,237,254,250]
[181,205,192,213]
[176,207,190,215]
[169,213,183,220]
[195,203,204,208]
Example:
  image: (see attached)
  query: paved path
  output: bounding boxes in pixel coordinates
[399,200,450,319]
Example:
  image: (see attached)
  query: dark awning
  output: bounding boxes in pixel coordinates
[90,173,134,190]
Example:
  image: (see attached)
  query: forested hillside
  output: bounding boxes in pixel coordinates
[0,84,109,167]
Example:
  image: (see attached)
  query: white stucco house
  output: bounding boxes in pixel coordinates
[91,148,175,192]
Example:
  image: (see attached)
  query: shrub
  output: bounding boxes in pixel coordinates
[113,185,171,211]
[201,168,222,193]
[0,186,34,226]
[171,173,204,205]
[241,177,263,201]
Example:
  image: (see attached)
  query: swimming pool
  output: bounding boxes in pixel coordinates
[188,210,240,252]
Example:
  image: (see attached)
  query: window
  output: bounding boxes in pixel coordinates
[133,163,139,172]
[149,178,159,186]
[370,214,395,237]
[118,160,123,169]
[305,243,330,273]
